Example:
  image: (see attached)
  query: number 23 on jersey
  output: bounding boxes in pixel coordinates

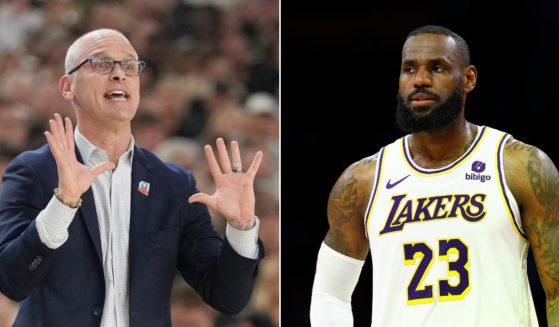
[403,238,470,305]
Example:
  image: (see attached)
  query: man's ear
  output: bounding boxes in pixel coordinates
[59,75,74,100]
[463,65,477,93]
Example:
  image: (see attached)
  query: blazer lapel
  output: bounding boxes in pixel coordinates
[74,148,103,265]
[128,147,153,285]
[79,189,103,264]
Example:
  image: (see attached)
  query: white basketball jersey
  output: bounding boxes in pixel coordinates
[365,126,539,327]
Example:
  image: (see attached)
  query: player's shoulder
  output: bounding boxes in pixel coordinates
[343,152,380,186]
[330,152,380,210]
[503,137,550,168]
[502,136,558,202]
[503,137,559,213]
[350,152,379,174]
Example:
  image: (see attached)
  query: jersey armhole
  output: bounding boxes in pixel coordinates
[496,134,527,240]
[364,147,386,239]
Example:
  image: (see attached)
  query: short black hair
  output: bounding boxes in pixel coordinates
[406,25,470,66]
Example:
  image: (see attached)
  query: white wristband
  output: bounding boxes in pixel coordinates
[310,242,365,326]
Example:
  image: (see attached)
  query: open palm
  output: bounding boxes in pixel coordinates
[188,138,263,230]
[44,113,115,202]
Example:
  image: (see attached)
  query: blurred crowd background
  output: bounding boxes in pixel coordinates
[0,0,279,326]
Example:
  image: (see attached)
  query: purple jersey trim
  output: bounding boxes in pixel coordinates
[497,133,526,238]
[402,126,487,174]
[364,147,385,239]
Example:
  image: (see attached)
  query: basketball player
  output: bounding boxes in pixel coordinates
[310,25,559,326]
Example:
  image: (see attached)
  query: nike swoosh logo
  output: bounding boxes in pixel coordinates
[386,174,411,189]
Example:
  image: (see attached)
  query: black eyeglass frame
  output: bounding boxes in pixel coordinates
[66,56,147,76]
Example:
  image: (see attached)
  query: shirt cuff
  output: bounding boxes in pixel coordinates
[225,216,260,259]
[36,195,78,249]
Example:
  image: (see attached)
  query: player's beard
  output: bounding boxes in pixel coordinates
[395,87,463,133]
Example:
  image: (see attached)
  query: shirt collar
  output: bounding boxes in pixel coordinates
[74,127,135,166]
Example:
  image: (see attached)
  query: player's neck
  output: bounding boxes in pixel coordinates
[408,120,478,169]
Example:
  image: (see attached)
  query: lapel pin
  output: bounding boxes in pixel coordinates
[138,181,150,196]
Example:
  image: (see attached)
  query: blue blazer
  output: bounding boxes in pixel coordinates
[0,144,264,327]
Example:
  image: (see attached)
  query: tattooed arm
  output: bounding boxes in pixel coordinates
[324,155,377,259]
[504,138,559,326]
[310,154,377,326]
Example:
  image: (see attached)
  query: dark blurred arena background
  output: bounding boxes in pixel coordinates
[0,0,278,326]
[283,1,558,326]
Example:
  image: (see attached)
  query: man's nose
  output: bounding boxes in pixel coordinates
[413,67,432,88]
[110,63,126,81]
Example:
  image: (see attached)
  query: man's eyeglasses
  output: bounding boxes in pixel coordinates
[67,57,147,76]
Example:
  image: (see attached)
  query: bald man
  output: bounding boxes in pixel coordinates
[0,28,265,327]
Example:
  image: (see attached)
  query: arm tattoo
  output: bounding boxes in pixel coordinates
[526,149,559,285]
[549,300,559,327]
[509,139,559,324]
[325,168,359,255]
[325,156,375,257]
[527,147,545,202]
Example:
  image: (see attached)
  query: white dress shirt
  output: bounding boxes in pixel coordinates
[35,129,260,327]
